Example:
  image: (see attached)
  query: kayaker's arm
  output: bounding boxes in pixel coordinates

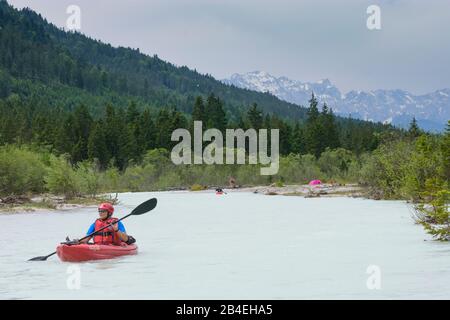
[82,223,96,243]
[115,230,129,242]
[110,223,128,242]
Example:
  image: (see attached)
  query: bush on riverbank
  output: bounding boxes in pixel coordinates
[45,154,81,199]
[413,178,449,240]
[360,131,448,201]
[0,145,47,195]
[190,184,206,191]
[410,122,449,240]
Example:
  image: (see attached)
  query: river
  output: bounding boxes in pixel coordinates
[1,191,449,299]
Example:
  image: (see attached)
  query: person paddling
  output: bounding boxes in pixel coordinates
[79,203,135,245]
[215,188,227,195]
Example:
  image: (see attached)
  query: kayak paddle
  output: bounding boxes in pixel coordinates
[28,198,158,261]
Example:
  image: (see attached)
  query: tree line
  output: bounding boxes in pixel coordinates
[0,92,390,171]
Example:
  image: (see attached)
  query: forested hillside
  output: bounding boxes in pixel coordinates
[0,0,307,120]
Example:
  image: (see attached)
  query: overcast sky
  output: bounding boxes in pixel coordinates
[8,0,450,94]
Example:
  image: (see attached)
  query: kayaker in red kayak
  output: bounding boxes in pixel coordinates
[71,203,135,245]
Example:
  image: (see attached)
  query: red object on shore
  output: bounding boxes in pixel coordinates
[309,179,322,186]
[56,243,138,262]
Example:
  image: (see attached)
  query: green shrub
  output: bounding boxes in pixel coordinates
[75,161,102,197]
[359,139,414,198]
[318,148,356,182]
[414,178,449,240]
[274,180,284,187]
[190,184,205,191]
[100,166,121,192]
[44,154,81,199]
[0,145,47,195]
[121,165,148,192]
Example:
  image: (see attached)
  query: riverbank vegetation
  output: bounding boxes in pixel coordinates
[0,94,386,195]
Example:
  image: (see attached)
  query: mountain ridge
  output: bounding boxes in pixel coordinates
[222,71,449,131]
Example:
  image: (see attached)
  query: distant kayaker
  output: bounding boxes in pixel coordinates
[79,203,135,245]
[216,188,227,195]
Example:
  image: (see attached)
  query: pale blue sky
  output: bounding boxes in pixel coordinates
[8,0,450,94]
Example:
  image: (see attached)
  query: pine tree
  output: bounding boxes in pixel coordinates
[442,120,450,181]
[124,125,140,164]
[234,113,247,130]
[247,103,263,130]
[31,113,52,146]
[263,114,271,130]
[170,109,189,149]
[307,93,320,122]
[321,104,340,150]
[304,93,322,157]
[55,113,77,156]
[408,117,421,138]
[87,120,110,169]
[71,105,93,162]
[103,104,120,166]
[155,108,172,150]
[126,101,140,125]
[171,109,188,131]
[291,122,305,154]
[112,108,129,170]
[205,93,227,132]
[192,96,205,123]
[138,108,156,152]
[270,115,291,155]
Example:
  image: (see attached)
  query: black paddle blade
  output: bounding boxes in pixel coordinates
[28,256,48,261]
[131,198,157,216]
[28,251,56,262]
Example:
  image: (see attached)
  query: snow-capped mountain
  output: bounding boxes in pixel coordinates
[222,71,450,131]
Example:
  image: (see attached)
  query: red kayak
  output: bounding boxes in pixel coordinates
[56,243,138,262]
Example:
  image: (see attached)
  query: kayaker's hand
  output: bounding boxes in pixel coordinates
[109,223,119,232]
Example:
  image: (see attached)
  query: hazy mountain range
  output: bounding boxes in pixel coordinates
[222,71,450,131]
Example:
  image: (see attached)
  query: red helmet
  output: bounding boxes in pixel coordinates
[98,203,114,215]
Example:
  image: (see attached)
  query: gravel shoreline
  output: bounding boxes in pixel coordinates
[226,183,366,197]
[0,194,112,215]
[0,184,367,214]
[185,183,367,198]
